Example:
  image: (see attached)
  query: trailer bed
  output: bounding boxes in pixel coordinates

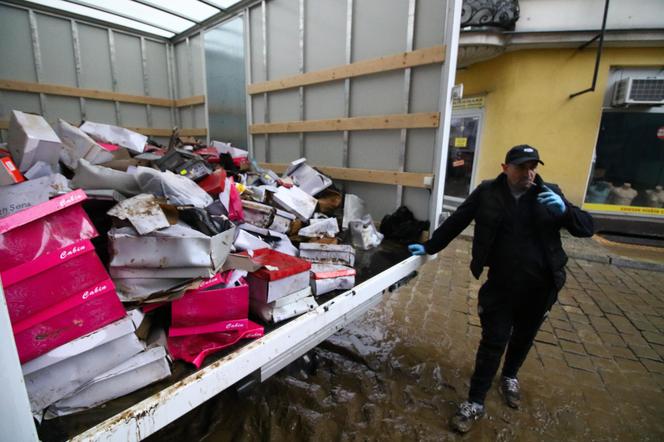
[37,240,422,442]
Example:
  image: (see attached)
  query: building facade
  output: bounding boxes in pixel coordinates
[448,0,664,233]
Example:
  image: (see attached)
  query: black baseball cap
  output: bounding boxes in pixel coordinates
[505,144,544,165]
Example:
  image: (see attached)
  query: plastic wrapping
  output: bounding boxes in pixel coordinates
[349,215,384,250]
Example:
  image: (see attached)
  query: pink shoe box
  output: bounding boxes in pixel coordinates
[168,320,264,368]
[0,189,97,272]
[170,274,249,336]
[12,279,125,363]
[168,318,250,337]
[1,239,110,324]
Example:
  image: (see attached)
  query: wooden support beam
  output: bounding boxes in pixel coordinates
[127,127,208,137]
[174,95,206,107]
[247,45,445,94]
[0,79,205,108]
[260,162,433,189]
[250,112,439,134]
[0,120,206,138]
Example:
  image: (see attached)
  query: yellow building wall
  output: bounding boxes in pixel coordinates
[456,47,664,205]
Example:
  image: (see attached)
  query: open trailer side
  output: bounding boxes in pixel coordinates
[0,0,461,440]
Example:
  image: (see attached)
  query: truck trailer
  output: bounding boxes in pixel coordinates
[0,0,462,439]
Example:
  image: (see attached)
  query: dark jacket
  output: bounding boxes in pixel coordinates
[424,173,594,294]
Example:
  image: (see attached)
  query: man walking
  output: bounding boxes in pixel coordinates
[408,145,594,433]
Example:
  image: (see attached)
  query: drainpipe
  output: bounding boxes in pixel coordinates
[569,0,610,99]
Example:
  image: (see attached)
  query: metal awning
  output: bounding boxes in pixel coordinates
[15,0,244,39]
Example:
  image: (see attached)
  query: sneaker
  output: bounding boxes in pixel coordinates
[500,376,521,409]
[450,401,485,433]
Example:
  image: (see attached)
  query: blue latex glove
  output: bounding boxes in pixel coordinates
[408,244,426,256]
[537,185,566,216]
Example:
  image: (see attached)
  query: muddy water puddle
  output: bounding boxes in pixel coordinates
[150,257,663,442]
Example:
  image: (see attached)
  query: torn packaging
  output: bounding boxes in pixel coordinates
[55,119,113,169]
[0,156,25,185]
[285,158,333,196]
[134,166,213,208]
[167,320,264,368]
[241,200,276,229]
[237,223,298,256]
[298,217,339,238]
[108,224,235,270]
[0,174,71,218]
[79,120,147,154]
[22,316,145,414]
[251,287,317,323]
[71,159,141,195]
[107,194,170,235]
[272,185,317,222]
[8,110,62,172]
[310,264,356,296]
[299,243,356,267]
[45,346,171,418]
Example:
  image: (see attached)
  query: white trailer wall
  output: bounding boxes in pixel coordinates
[247,0,447,221]
[0,1,206,143]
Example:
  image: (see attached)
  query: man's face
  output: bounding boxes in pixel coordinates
[501,160,538,191]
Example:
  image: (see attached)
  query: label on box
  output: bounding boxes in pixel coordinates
[0,157,25,184]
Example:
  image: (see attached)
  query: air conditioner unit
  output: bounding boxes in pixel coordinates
[612,77,664,106]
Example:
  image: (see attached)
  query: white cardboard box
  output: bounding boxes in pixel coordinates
[22,316,145,414]
[246,270,310,303]
[45,346,171,418]
[8,110,62,172]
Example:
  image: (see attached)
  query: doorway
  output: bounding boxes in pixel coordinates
[444,109,483,202]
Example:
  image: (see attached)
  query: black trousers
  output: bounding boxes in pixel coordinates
[468,281,554,405]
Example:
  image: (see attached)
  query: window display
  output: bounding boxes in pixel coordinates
[584,111,664,217]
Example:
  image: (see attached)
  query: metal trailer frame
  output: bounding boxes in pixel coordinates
[0,0,461,440]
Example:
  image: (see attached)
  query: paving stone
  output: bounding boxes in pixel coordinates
[622,333,649,348]
[652,344,664,359]
[535,342,565,361]
[554,329,580,343]
[601,333,626,347]
[562,305,584,315]
[579,303,604,317]
[577,329,603,345]
[534,330,557,345]
[614,358,647,373]
[584,343,611,358]
[630,345,661,361]
[641,359,664,374]
[563,353,595,372]
[609,346,637,361]
[590,356,619,371]
[550,318,573,332]
[566,312,590,324]
[643,331,664,346]
[631,319,659,333]
[605,314,640,335]
[560,340,586,355]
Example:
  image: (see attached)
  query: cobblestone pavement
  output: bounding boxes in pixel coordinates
[400,236,664,440]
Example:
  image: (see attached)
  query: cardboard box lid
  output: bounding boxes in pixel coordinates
[0,189,88,235]
[242,248,311,280]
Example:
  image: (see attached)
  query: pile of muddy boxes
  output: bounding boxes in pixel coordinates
[0,109,382,420]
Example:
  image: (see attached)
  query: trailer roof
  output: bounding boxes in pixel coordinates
[18,0,243,39]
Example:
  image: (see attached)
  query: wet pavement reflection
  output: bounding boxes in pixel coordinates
[150,237,664,441]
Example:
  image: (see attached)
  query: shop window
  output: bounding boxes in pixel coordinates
[584,111,664,217]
